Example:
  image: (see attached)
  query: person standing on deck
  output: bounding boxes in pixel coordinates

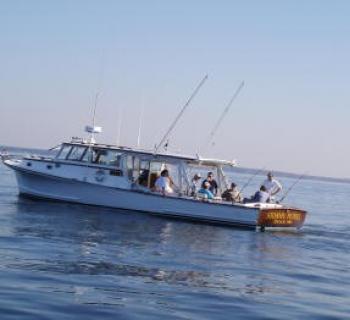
[262,172,282,199]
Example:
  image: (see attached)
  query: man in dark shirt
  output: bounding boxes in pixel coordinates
[201,171,218,195]
[243,185,270,203]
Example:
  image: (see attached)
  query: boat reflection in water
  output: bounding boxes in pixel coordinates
[10,197,303,298]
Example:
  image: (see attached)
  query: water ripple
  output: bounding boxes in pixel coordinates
[1,164,350,319]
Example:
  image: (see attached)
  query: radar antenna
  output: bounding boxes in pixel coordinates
[86,92,102,144]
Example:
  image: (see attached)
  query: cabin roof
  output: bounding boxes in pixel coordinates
[62,141,236,167]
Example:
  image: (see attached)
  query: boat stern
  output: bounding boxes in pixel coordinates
[257,207,307,230]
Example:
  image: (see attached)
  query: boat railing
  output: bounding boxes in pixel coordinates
[25,154,55,161]
[1,153,24,162]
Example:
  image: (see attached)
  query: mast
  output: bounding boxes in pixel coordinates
[116,107,123,146]
[86,92,102,144]
[137,104,144,148]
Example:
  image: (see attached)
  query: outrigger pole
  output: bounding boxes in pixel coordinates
[199,81,245,154]
[278,172,308,203]
[154,74,208,154]
[240,166,266,194]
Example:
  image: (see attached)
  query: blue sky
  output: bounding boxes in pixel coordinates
[1,1,349,178]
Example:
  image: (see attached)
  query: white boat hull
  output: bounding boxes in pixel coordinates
[14,167,259,228]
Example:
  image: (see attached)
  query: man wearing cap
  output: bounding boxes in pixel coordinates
[262,172,282,198]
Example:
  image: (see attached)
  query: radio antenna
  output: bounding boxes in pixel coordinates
[137,103,144,148]
[116,106,124,146]
[92,92,99,128]
[91,55,105,129]
[154,74,208,154]
[199,81,244,154]
[86,56,104,145]
[85,92,102,144]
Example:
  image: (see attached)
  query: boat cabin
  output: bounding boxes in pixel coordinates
[54,142,236,198]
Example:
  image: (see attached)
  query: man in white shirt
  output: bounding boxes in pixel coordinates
[262,172,282,198]
[154,169,174,195]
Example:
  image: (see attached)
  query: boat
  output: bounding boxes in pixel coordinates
[1,126,307,231]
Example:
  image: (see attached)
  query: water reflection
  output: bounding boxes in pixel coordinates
[6,197,310,299]
[2,165,350,318]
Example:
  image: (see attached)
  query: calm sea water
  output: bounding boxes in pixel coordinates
[0,161,349,319]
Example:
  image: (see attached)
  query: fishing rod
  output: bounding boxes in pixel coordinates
[278,172,308,203]
[240,167,266,194]
[199,81,244,154]
[154,74,208,154]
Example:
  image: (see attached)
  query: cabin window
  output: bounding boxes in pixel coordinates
[138,161,150,186]
[109,169,122,176]
[150,162,162,172]
[125,155,142,180]
[67,146,87,161]
[109,151,122,167]
[81,149,92,162]
[126,155,133,170]
[80,148,123,166]
[97,150,123,166]
[133,157,140,170]
[57,145,72,160]
[140,160,150,170]
[90,149,104,163]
